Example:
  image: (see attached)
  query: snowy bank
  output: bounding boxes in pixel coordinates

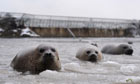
[20,27,39,37]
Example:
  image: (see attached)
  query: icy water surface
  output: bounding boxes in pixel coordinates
[0,38,140,84]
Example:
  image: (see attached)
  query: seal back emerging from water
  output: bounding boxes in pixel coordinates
[101,44,133,55]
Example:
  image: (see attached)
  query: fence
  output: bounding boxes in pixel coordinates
[0,12,140,37]
[0,12,138,29]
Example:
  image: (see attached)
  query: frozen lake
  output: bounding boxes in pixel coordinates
[0,37,140,84]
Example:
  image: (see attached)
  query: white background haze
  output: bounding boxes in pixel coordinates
[0,0,140,19]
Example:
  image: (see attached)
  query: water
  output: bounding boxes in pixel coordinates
[0,38,140,84]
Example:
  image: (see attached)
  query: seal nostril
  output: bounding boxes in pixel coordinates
[45,53,52,56]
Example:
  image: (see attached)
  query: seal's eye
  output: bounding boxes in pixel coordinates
[95,51,98,54]
[86,51,91,54]
[51,48,56,52]
[40,48,45,53]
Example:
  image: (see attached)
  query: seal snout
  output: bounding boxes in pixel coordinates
[125,49,133,55]
[88,54,97,62]
[44,52,54,60]
[45,52,52,56]
[76,45,102,63]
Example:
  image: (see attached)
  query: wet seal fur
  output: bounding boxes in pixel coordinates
[101,44,133,55]
[76,44,102,62]
[10,44,61,74]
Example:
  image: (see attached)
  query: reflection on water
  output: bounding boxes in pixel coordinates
[0,38,140,84]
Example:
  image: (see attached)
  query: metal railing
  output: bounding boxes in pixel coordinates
[0,12,139,29]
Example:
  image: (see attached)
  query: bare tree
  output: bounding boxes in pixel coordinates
[0,13,19,37]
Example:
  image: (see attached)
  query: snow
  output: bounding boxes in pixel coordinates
[0,28,4,32]
[20,27,39,37]
[12,29,17,33]
[0,27,40,37]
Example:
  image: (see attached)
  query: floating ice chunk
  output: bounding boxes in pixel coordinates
[40,70,58,76]
[0,45,5,48]
[23,75,36,79]
[64,62,81,72]
[23,71,31,75]
[5,82,14,84]
[43,70,58,74]
[103,61,121,67]
[64,62,107,74]
[120,64,138,74]
[63,62,96,73]
[48,83,55,84]
[40,70,78,81]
